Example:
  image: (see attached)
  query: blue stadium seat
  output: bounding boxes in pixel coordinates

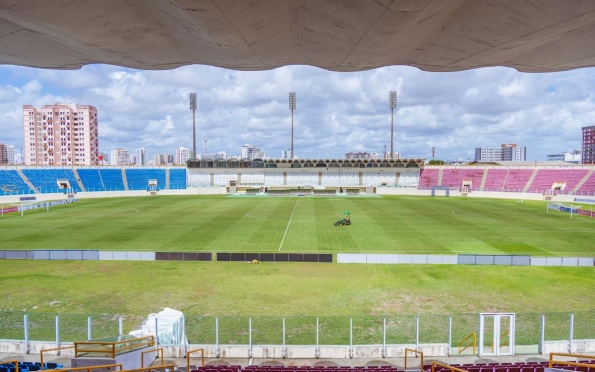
[22,169,82,194]
[0,170,33,195]
[169,168,187,189]
[125,169,166,191]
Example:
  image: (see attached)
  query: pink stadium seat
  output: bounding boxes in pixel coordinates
[526,169,588,194]
[418,168,440,188]
[440,168,485,189]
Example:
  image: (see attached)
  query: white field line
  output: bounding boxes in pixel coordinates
[278,200,299,251]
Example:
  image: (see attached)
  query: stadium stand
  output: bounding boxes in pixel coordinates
[240,173,265,185]
[440,169,484,188]
[287,172,318,186]
[99,169,126,191]
[125,169,166,191]
[169,168,187,189]
[188,173,211,187]
[264,173,284,186]
[0,170,33,195]
[397,171,419,187]
[575,171,595,196]
[213,173,237,186]
[362,172,396,186]
[418,168,439,188]
[21,169,81,194]
[483,169,534,192]
[76,168,103,191]
[321,172,359,186]
[525,169,589,194]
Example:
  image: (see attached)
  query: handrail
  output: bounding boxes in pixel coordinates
[0,360,20,372]
[75,336,154,359]
[404,348,424,372]
[491,331,509,352]
[187,348,205,372]
[458,332,476,355]
[40,346,76,370]
[53,364,122,372]
[549,353,595,368]
[141,348,163,368]
[431,362,468,372]
[120,364,175,372]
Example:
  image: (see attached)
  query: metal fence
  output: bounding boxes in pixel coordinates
[1,311,593,353]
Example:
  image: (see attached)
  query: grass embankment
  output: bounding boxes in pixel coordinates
[0,260,593,345]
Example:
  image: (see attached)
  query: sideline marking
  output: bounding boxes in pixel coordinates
[246,211,337,221]
[278,200,299,251]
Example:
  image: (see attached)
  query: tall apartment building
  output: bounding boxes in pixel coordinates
[475,144,526,162]
[6,145,14,164]
[0,143,7,164]
[582,126,595,164]
[136,148,148,165]
[176,147,191,164]
[23,103,98,165]
[241,144,265,160]
[110,148,130,165]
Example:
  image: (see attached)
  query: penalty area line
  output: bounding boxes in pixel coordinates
[278,200,299,251]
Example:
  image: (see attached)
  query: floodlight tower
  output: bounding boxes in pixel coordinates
[190,93,197,159]
[289,92,296,159]
[389,91,397,159]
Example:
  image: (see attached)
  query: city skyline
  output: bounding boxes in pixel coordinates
[1,64,594,162]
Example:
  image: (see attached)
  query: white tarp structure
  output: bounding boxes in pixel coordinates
[129,307,188,346]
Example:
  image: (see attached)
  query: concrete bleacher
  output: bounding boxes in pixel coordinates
[213,173,237,186]
[0,170,33,195]
[169,168,187,189]
[525,169,588,194]
[575,171,595,196]
[418,168,439,188]
[188,173,211,187]
[397,171,419,187]
[440,169,484,188]
[264,173,284,186]
[321,172,359,186]
[287,172,318,186]
[125,169,166,190]
[21,169,81,194]
[241,173,265,185]
[362,172,396,186]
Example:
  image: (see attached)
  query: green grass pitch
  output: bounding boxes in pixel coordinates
[0,195,594,344]
[1,195,594,254]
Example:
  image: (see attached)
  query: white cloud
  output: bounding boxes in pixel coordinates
[1,64,594,161]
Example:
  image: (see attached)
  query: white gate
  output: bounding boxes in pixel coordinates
[479,313,515,356]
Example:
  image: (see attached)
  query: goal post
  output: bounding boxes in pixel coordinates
[546,202,580,218]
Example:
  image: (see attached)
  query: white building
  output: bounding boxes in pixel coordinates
[475,144,526,162]
[176,147,191,164]
[281,149,291,159]
[110,148,130,165]
[241,144,265,160]
[547,150,581,164]
[23,103,99,165]
[6,145,14,164]
[136,148,148,165]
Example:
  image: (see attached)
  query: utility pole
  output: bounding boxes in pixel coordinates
[289,92,296,159]
[389,91,397,159]
[189,93,197,159]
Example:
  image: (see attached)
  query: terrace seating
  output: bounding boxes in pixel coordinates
[573,171,595,196]
[100,169,125,191]
[483,169,533,192]
[125,169,166,190]
[21,169,81,194]
[320,172,359,186]
[213,173,238,186]
[0,170,33,195]
[188,173,211,187]
[525,169,588,194]
[418,168,439,188]
[264,173,284,186]
[440,169,484,189]
[362,172,396,186]
[241,173,265,185]
[76,168,103,191]
[397,171,419,187]
[169,168,187,189]
[287,172,318,186]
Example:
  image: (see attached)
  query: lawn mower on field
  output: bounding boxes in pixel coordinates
[334,211,351,226]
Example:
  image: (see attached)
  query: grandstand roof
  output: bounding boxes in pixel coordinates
[2,1,595,72]
[472,161,582,167]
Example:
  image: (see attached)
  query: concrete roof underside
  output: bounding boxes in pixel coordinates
[2,0,595,72]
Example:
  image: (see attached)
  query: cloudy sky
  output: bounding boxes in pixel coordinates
[1,63,594,161]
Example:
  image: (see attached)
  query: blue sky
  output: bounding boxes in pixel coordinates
[1,64,594,161]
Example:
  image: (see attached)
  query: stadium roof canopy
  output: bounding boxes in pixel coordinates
[1,0,595,72]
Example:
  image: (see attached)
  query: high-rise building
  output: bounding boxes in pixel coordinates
[23,103,99,165]
[547,150,582,164]
[176,147,191,164]
[281,149,291,159]
[241,144,265,160]
[582,126,595,164]
[0,143,7,164]
[136,148,148,165]
[110,148,130,165]
[6,145,14,164]
[475,144,526,162]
